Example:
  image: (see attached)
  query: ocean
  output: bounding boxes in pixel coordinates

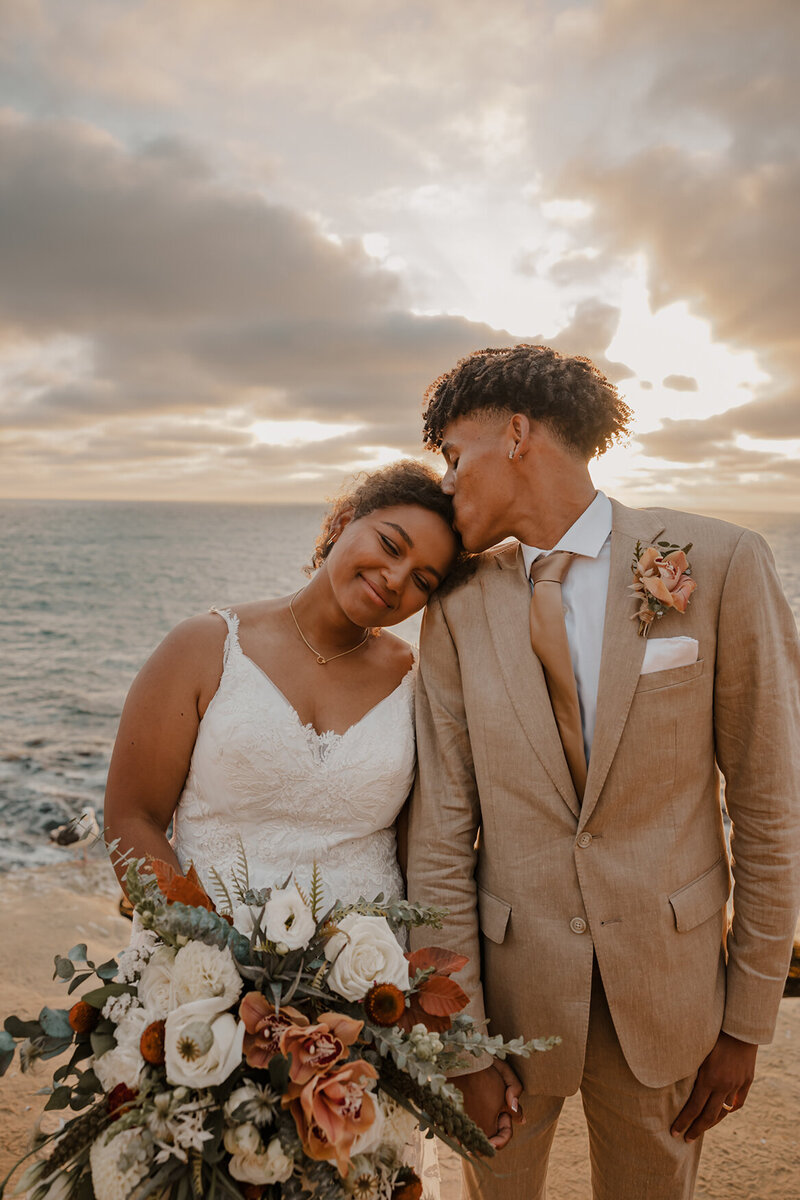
[1,500,798,873]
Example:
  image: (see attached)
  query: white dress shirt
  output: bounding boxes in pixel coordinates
[521,491,612,761]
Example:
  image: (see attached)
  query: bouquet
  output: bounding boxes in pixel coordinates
[0,856,558,1200]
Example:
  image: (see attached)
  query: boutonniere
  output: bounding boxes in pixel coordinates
[630,540,696,637]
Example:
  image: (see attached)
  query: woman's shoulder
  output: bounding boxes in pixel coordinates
[374,629,416,675]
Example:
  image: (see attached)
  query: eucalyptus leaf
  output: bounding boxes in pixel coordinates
[4,1015,41,1039]
[76,1068,101,1094]
[80,982,133,1008]
[44,1086,72,1111]
[95,959,119,981]
[90,1031,116,1057]
[68,944,90,963]
[41,1036,73,1060]
[0,1030,15,1075]
[39,1007,72,1039]
[67,971,94,995]
[53,955,75,980]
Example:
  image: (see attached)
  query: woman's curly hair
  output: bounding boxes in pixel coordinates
[422,344,632,460]
[308,459,474,591]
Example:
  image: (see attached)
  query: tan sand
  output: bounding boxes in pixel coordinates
[0,857,798,1197]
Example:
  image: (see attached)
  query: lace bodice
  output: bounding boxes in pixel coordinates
[170,608,415,908]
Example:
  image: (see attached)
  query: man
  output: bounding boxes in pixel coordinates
[406,345,800,1199]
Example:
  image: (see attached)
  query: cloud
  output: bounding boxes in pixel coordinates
[0,112,527,495]
[541,0,800,503]
[662,375,698,392]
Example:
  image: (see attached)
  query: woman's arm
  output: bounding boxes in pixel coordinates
[104,615,225,892]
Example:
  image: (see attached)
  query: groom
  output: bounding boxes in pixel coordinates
[406,345,800,1199]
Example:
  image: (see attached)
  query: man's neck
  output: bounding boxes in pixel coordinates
[512,476,598,551]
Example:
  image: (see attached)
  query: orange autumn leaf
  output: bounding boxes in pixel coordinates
[396,996,451,1034]
[148,858,215,911]
[418,974,469,1017]
[406,946,469,977]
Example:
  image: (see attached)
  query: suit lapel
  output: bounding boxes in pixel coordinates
[480,543,580,818]
[580,501,665,824]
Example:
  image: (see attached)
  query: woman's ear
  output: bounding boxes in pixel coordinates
[327,503,356,545]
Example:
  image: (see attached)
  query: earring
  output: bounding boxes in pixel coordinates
[508,443,518,460]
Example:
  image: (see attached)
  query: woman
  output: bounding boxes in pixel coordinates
[105,460,460,908]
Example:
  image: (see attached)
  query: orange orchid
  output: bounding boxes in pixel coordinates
[283,1058,379,1177]
[239,992,309,1069]
[280,1012,363,1086]
[397,946,469,1033]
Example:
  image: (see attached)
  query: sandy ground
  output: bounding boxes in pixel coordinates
[0,856,798,1198]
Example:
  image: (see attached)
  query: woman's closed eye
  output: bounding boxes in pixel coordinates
[379,533,399,556]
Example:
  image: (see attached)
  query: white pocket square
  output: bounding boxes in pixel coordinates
[640,636,699,675]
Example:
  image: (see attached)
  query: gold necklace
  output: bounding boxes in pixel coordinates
[289,589,370,665]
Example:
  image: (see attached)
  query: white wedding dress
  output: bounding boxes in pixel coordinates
[170,608,454,1199]
[171,608,412,908]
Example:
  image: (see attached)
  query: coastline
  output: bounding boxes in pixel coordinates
[0,859,797,1197]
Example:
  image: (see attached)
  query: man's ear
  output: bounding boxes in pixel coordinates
[507,412,532,453]
[328,503,356,544]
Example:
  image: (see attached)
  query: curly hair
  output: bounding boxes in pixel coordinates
[308,460,471,590]
[422,344,633,460]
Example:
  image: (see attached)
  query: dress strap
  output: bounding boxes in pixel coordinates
[209,607,241,667]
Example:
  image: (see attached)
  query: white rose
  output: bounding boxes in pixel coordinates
[228,1136,294,1185]
[90,1128,149,1200]
[223,1122,262,1156]
[169,940,242,1011]
[137,944,177,1018]
[164,997,245,1088]
[93,1007,148,1092]
[263,885,316,951]
[324,914,409,1002]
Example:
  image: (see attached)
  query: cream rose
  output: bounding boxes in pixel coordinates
[263,884,316,951]
[137,944,177,1018]
[93,1006,148,1092]
[227,1134,295,1185]
[169,940,242,1011]
[164,996,245,1088]
[324,914,409,1002]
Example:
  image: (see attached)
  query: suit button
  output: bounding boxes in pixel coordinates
[577,832,593,848]
[570,917,587,934]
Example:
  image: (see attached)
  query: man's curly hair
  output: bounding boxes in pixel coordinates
[422,345,633,460]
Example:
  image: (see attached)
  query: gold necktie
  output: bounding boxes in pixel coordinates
[529,551,587,800]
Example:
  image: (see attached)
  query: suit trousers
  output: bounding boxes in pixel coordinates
[461,963,704,1200]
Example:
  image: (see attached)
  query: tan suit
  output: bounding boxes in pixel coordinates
[407,501,800,1196]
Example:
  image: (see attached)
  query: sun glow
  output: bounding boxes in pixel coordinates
[250,419,362,446]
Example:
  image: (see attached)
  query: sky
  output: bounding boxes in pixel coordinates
[1,0,798,510]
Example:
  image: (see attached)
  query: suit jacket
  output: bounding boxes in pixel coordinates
[407,500,800,1092]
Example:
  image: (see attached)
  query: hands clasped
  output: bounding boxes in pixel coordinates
[457,1059,525,1151]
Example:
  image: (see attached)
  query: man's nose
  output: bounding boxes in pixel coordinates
[441,466,455,495]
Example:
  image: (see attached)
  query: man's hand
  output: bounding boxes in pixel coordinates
[671,1032,758,1143]
[457,1061,525,1150]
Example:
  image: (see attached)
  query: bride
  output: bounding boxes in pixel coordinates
[104,459,518,1195]
[105,460,459,910]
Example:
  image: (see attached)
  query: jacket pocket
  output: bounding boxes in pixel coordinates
[635,658,705,694]
[478,885,512,944]
[669,855,731,932]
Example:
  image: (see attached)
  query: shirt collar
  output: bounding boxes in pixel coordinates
[521,491,612,576]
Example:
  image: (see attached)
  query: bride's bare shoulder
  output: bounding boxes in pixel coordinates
[374,629,415,675]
